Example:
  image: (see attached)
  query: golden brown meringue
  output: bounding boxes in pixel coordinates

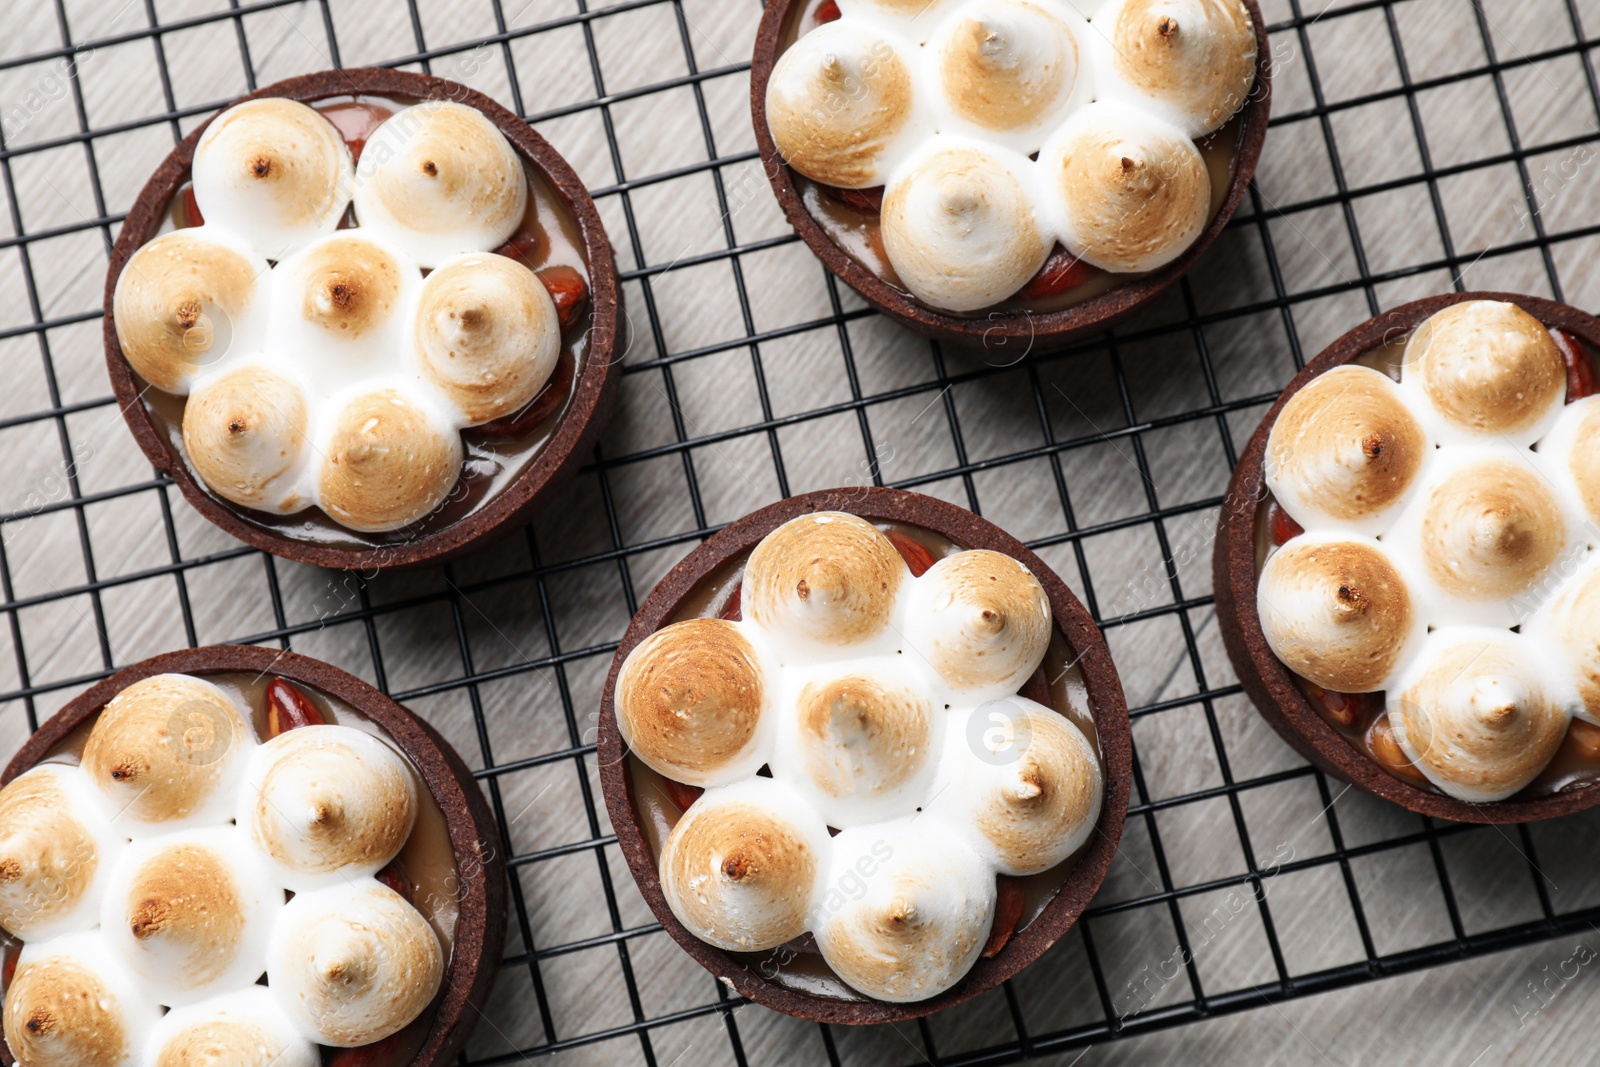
[286,233,407,340]
[101,827,284,1007]
[1561,398,1600,524]
[0,765,124,941]
[316,389,462,533]
[742,512,908,648]
[790,669,936,822]
[813,821,995,1002]
[1265,365,1428,528]
[1105,0,1258,136]
[1403,300,1565,441]
[1390,634,1569,802]
[266,881,444,1047]
[1257,537,1416,693]
[615,618,770,785]
[80,673,255,831]
[1043,103,1211,273]
[932,1,1080,141]
[905,548,1052,697]
[766,22,919,188]
[658,778,828,952]
[1417,456,1566,602]
[241,725,417,891]
[1530,560,1600,722]
[113,230,262,392]
[146,986,318,1067]
[190,97,353,260]
[415,252,562,425]
[938,699,1102,875]
[2,932,156,1067]
[882,140,1051,311]
[353,101,528,268]
[182,364,309,511]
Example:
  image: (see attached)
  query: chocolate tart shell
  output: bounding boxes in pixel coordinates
[104,68,622,571]
[0,644,507,1067]
[749,0,1272,352]
[1213,292,1600,824]
[597,487,1132,1023]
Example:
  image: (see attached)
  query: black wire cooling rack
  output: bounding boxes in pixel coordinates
[2,0,1600,1064]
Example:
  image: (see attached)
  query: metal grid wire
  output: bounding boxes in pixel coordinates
[1,0,1600,1063]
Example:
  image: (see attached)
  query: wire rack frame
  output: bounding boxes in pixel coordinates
[0,0,1598,1064]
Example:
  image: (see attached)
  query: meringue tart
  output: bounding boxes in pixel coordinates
[106,68,621,570]
[599,488,1131,1022]
[1215,293,1600,822]
[0,646,506,1067]
[752,0,1269,349]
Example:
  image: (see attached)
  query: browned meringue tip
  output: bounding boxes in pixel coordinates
[793,671,935,803]
[1390,634,1569,803]
[1417,456,1566,603]
[615,617,770,785]
[658,778,827,952]
[880,143,1050,311]
[1044,103,1210,273]
[765,22,918,188]
[289,233,408,339]
[1402,299,1565,439]
[1264,364,1428,527]
[743,511,908,647]
[266,881,443,1047]
[80,673,254,829]
[0,766,114,940]
[2,933,153,1067]
[906,548,1052,696]
[190,97,352,259]
[353,100,528,267]
[182,363,310,511]
[1107,0,1258,136]
[415,252,562,425]
[112,230,262,393]
[316,389,462,534]
[933,1,1080,136]
[1257,537,1416,693]
[1560,399,1600,526]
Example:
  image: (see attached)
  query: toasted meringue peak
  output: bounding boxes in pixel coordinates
[0,764,125,940]
[191,98,353,260]
[743,512,909,650]
[2,931,156,1067]
[1401,300,1565,444]
[766,22,920,189]
[101,826,284,1007]
[837,0,968,43]
[1265,365,1429,533]
[182,363,310,512]
[267,881,444,1047]
[81,673,256,833]
[1042,102,1210,274]
[415,252,562,425]
[1101,0,1257,137]
[352,101,528,268]
[778,663,939,826]
[146,986,318,1067]
[931,1,1082,148]
[813,820,994,1002]
[933,699,1101,875]
[658,778,829,952]
[880,140,1050,311]
[904,548,1052,698]
[615,618,772,787]
[241,724,418,892]
[1257,536,1417,693]
[1389,632,1570,802]
[281,232,409,341]
[113,228,263,393]
[1415,453,1567,604]
[1529,558,1600,724]
[316,388,463,533]
[1542,396,1600,527]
